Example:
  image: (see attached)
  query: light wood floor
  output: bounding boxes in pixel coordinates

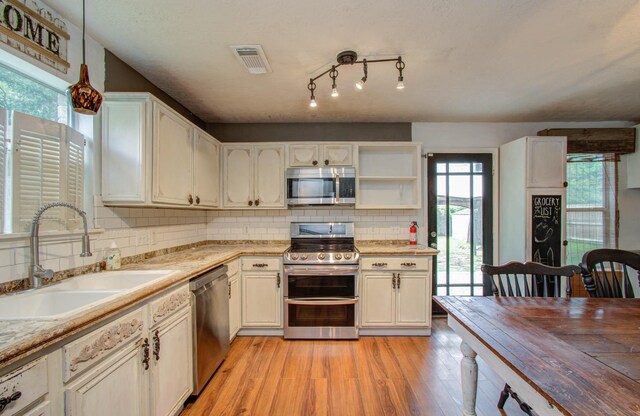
[182,318,521,415]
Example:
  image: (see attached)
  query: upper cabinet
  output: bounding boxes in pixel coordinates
[223,144,285,209]
[356,143,422,209]
[288,143,352,167]
[102,93,221,209]
[525,136,567,188]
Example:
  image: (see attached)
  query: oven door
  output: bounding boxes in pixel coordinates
[285,297,358,339]
[284,265,358,298]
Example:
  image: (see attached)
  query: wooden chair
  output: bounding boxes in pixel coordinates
[481,261,581,415]
[579,249,640,298]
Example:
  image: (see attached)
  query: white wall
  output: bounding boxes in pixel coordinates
[619,125,640,250]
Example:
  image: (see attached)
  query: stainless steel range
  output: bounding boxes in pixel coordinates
[283,222,359,339]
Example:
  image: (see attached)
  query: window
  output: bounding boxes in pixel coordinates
[565,154,617,265]
[0,63,86,234]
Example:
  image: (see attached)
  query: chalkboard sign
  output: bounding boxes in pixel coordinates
[532,195,562,266]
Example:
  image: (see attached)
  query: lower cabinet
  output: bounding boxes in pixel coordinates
[229,273,241,340]
[360,257,432,332]
[241,257,283,328]
[62,284,193,416]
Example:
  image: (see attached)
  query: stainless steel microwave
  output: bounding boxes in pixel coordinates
[286,167,356,207]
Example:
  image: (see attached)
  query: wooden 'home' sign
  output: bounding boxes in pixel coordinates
[0,0,69,73]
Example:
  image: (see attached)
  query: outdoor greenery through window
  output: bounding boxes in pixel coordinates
[565,154,617,265]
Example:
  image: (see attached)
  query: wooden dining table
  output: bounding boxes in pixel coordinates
[434,296,640,416]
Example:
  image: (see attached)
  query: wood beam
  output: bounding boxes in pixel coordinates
[537,128,636,154]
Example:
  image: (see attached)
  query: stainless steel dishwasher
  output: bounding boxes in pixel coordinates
[190,265,229,395]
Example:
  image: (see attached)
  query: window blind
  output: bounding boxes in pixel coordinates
[12,111,85,233]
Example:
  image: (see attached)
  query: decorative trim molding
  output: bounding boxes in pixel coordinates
[69,318,144,372]
[153,291,190,323]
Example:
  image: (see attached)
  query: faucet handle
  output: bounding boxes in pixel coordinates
[33,266,54,280]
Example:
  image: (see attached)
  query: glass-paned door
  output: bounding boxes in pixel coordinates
[427,154,493,309]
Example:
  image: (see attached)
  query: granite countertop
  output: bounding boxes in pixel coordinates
[0,240,437,370]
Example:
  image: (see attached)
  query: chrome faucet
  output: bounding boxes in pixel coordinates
[29,202,92,288]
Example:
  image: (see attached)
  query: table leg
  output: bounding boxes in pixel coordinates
[460,340,478,416]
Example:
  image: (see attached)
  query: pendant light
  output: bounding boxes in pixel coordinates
[67,0,102,115]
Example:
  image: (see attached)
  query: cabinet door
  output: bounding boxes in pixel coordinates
[361,273,395,327]
[152,102,194,205]
[229,274,241,340]
[289,144,319,167]
[223,145,253,208]
[193,130,220,208]
[322,144,352,166]
[150,308,193,416]
[65,339,147,416]
[242,271,282,327]
[526,136,566,188]
[395,272,428,326]
[254,145,285,208]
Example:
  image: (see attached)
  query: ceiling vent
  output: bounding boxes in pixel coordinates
[229,45,272,74]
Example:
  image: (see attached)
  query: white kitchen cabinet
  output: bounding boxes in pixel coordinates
[0,356,49,416]
[499,136,567,265]
[356,143,422,209]
[149,308,192,416]
[228,260,241,341]
[222,144,285,209]
[288,143,352,167]
[241,257,282,328]
[360,257,432,335]
[102,93,221,209]
[152,101,194,206]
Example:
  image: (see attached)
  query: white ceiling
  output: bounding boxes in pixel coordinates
[46,0,640,123]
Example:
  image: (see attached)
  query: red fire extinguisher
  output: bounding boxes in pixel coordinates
[409,221,418,245]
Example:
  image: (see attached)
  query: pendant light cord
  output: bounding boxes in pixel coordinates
[82,0,86,64]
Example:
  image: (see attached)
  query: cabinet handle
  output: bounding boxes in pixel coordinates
[392,273,397,289]
[277,272,281,288]
[228,281,232,299]
[312,160,318,166]
[401,262,416,267]
[253,263,268,268]
[153,330,161,361]
[142,338,150,370]
[324,159,329,166]
[195,196,200,205]
[188,194,194,204]
[248,200,253,206]
[397,273,401,289]
[0,391,22,412]
[255,199,260,207]
[372,262,388,267]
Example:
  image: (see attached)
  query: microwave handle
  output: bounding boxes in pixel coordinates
[336,174,340,202]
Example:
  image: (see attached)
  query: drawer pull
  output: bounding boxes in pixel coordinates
[253,263,269,268]
[153,330,161,361]
[401,262,416,267]
[0,391,21,412]
[372,262,388,267]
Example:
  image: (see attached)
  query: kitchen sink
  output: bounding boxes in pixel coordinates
[0,290,122,320]
[0,270,177,320]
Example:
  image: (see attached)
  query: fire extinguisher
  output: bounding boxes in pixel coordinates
[409,221,418,245]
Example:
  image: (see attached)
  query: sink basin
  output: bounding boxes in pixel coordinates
[46,270,178,291]
[0,290,122,320]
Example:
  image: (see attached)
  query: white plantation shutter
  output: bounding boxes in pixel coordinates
[0,108,6,232]
[12,111,85,233]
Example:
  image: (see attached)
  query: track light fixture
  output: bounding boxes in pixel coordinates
[307,51,405,108]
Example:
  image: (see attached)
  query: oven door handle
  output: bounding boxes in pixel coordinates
[286,298,358,306]
[284,266,359,276]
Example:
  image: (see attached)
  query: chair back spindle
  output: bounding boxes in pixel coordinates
[482,262,581,298]
[580,249,640,298]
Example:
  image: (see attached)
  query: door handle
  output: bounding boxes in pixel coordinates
[397,273,401,289]
[277,272,281,288]
[392,273,397,289]
[286,298,358,306]
[153,330,160,361]
[228,281,231,299]
[141,338,150,370]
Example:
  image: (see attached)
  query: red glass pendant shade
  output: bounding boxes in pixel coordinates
[67,64,102,115]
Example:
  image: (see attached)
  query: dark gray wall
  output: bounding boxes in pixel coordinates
[104,50,206,129]
[207,123,412,142]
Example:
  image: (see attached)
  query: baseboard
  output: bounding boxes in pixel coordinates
[359,327,431,336]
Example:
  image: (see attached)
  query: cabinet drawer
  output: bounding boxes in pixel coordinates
[226,259,239,277]
[149,284,191,327]
[241,257,282,271]
[63,308,145,382]
[361,257,430,271]
[0,357,48,416]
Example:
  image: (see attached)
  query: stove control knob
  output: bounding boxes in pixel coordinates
[290,253,299,260]
[317,253,326,260]
[335,253,343,260]
[300,254,308,260]
[344,253,352,260]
